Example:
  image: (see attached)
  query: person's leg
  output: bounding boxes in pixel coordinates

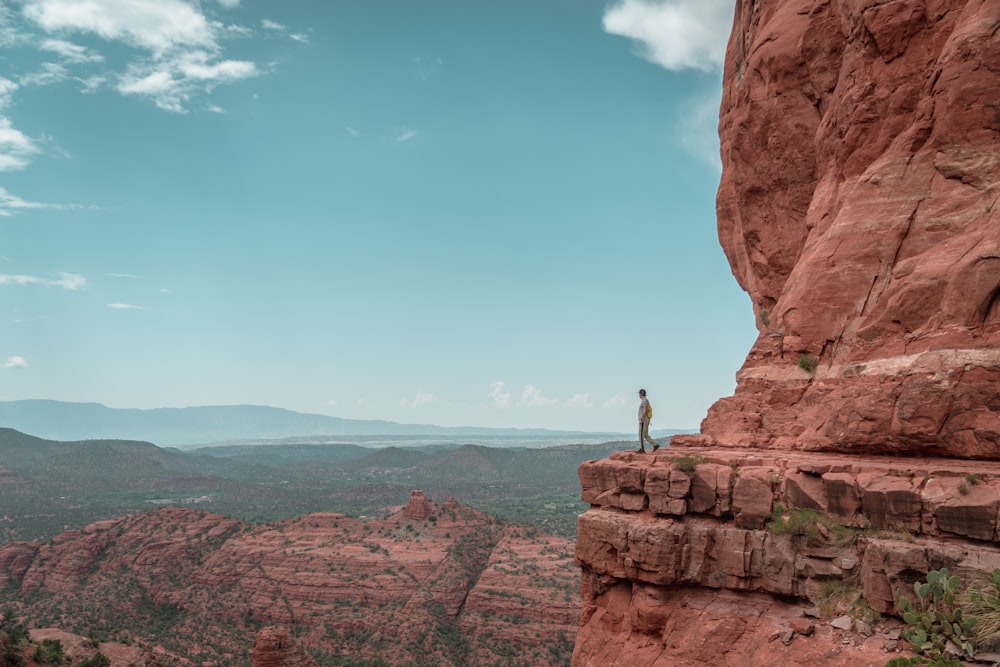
[637,423,645,452]
[642,422,657,449]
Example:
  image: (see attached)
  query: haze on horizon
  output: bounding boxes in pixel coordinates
[0,0,750,434]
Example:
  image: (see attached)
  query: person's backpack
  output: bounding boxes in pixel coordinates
[647,403,653,420]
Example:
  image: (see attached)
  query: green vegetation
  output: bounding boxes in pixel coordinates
[797,354,818,373]
[896,568,975,659]
[33,639,64,666]
[77,654,111,667]
[958,568,1000,653]
[767,504,851,542]
[670,454,704,476]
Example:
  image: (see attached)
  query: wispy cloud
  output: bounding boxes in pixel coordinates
[401,391,439,408]
[261,19,286,31]
[0,116,41,171]
[106,302,147,310]
[19,0,261,112]
[565,393,593,409]
[346,126,360,138]
[489,381,511,408]
[4,356,28,369]
[0,186,79,216]
[0,272,87,290]
[107,273,143,279]
[396,128,416,143]
[289,33,309,44]
[602,396,626,408]
[521,385,558,408]
[603,0,734,72]
[40,38,104,63]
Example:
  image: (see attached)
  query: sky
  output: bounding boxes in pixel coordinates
[0,0,752,433]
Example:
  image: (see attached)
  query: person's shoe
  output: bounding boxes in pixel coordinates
[652,443,659,451]
[636,448,646,453]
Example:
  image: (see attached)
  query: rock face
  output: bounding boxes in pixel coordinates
[402,489,432,519]
[690,0,1000,457]
[573,448,1000,665]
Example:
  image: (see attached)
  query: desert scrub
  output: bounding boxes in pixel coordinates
[896,568,975,659]
[797,354,818,373]
[958,568,1000,653]
[670,454,704,476]
[767,505,853,542]
[817,581,880,625]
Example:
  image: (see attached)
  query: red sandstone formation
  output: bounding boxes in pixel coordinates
[0,503,578,667]
[682,0,1000,457]
[402,489,432,519]
[251,626,317,667]
[571,448,1000,664]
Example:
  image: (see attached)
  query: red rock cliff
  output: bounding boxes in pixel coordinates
[693,0,1000,458]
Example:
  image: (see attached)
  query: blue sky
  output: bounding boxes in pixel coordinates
[0,0,750,433]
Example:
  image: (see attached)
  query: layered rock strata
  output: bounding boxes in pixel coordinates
[573,448,1000,665]
[687,0,1000,457]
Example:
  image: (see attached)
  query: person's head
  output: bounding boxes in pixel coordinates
[638,389,646,397]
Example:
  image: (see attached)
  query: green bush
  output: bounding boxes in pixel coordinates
[670,454,703,476]
[78,653,111,667]
[33,639,64,666]
[896,568,975,658]
[958,568,1000,652]
[797,355,818,373]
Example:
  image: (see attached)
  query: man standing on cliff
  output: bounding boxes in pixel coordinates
[637,389,659,452]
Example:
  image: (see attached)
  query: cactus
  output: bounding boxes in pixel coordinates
[896,568,976,658]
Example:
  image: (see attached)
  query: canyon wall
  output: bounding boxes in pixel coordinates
[687,0,1000,457]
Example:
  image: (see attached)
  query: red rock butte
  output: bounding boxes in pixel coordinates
[402,489,432,519]
[674,0,1000,459]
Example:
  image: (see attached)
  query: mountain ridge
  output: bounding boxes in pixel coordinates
[0,399,638,446]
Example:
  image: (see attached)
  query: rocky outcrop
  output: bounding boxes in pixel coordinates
[402,489,432,519]
[573,448,1000,665]
[1,502,578,667]
[251,626,317,667]
[687,0,1000,457]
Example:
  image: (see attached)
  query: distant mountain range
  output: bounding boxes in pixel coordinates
[0,399,655,446]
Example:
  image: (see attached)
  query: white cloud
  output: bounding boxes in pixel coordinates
[489,381,511,408]
[521,385,558,408]
[21,0,262,112]
[0,78,17,109]
[261,19,285,31]
[106,302,146,309]
[215,0,240,7]
[565,393,593,409]
[289,33,309,44]
[40,38,104,63]
[401,391,439,408]
[0,272,87,290]
[346,126,360,138]
[396,128,416,142]
[118,54,257,112]
[205,103,225,113]
[603,396,627,408]
[4,356,28,369]
[20,62,68,87]
[679,90,723,171]
[0,117,40,171]
[603,0,734,72]
[22,0,215,56]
